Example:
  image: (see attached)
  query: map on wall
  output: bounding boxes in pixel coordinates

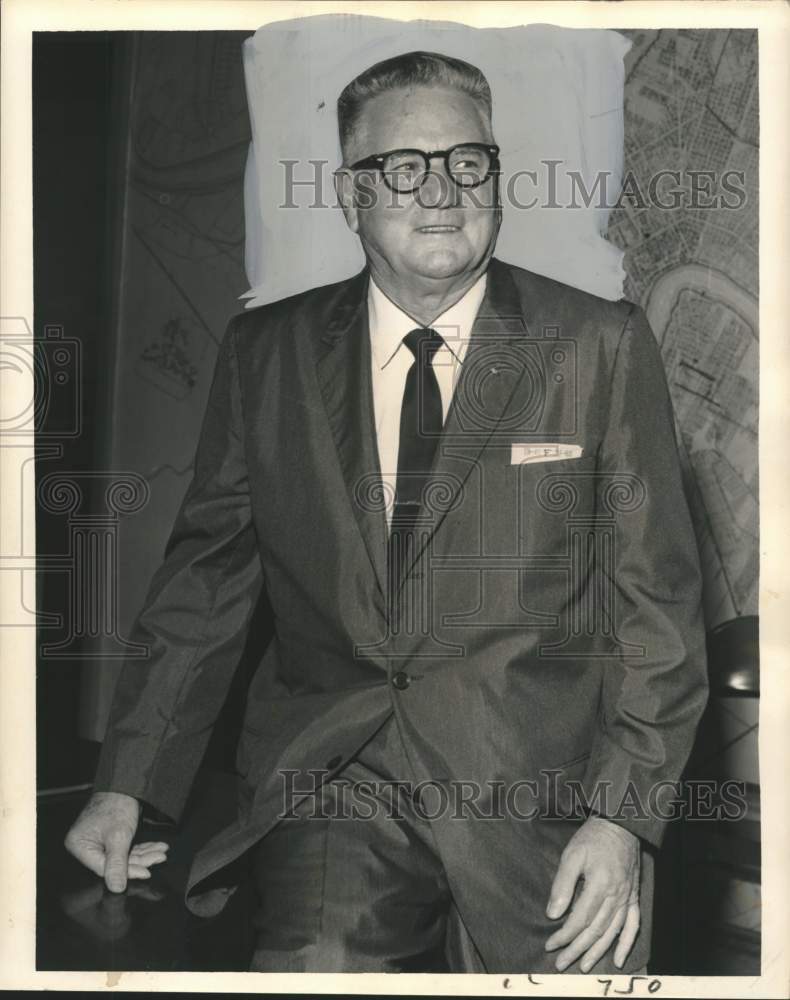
[608,29,758,630]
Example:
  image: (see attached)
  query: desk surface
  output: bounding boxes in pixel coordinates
[37,770,256,972]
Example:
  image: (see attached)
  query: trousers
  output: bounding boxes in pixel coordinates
[248,713,487,972]
[248,714,651,975]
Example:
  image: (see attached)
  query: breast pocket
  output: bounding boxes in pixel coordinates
[510,455,601,634]
[516,455,598,551]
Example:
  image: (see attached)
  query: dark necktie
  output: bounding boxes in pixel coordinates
[388,327,444,614]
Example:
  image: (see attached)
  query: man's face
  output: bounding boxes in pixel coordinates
[339,85,500,285]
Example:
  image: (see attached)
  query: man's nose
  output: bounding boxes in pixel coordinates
[414,161,461,210]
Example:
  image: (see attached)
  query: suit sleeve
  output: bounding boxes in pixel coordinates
[92,317,264,823]
[581,304,709,849]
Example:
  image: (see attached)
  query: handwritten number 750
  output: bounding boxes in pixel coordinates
[597,976,662,996]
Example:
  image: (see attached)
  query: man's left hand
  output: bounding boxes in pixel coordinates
[544,816,641,972]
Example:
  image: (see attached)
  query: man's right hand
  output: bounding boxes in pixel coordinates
[64,791,169,893]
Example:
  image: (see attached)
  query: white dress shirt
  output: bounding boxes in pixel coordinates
[367,273,487,528]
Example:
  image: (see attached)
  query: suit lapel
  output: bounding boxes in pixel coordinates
[313,268,390,606]
[312,258,533,605]
[399,257,533,582]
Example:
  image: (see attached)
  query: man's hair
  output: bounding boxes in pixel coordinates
[337,50,493,163]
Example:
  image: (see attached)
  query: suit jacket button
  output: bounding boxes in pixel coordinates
[392,671,410,690]
[326,755,342,770]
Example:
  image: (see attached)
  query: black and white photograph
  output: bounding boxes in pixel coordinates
[1,0,788,994]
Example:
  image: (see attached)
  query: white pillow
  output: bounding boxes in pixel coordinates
[241,15,630,307]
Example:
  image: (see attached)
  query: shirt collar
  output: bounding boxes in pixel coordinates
[367,272,487,371]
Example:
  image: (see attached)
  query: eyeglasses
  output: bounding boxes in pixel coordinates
[348,143,500,193]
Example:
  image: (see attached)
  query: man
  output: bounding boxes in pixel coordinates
[66,51,708,974]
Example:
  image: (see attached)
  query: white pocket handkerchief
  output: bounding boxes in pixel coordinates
[511,443,583,465]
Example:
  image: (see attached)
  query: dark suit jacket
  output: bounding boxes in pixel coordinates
[93,257,708,972]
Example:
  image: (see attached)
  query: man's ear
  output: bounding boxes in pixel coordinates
[334,168,359,234]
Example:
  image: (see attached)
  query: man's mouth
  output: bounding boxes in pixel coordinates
[415,225,461,234]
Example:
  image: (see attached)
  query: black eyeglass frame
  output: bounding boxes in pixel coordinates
[348,142,501,192]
